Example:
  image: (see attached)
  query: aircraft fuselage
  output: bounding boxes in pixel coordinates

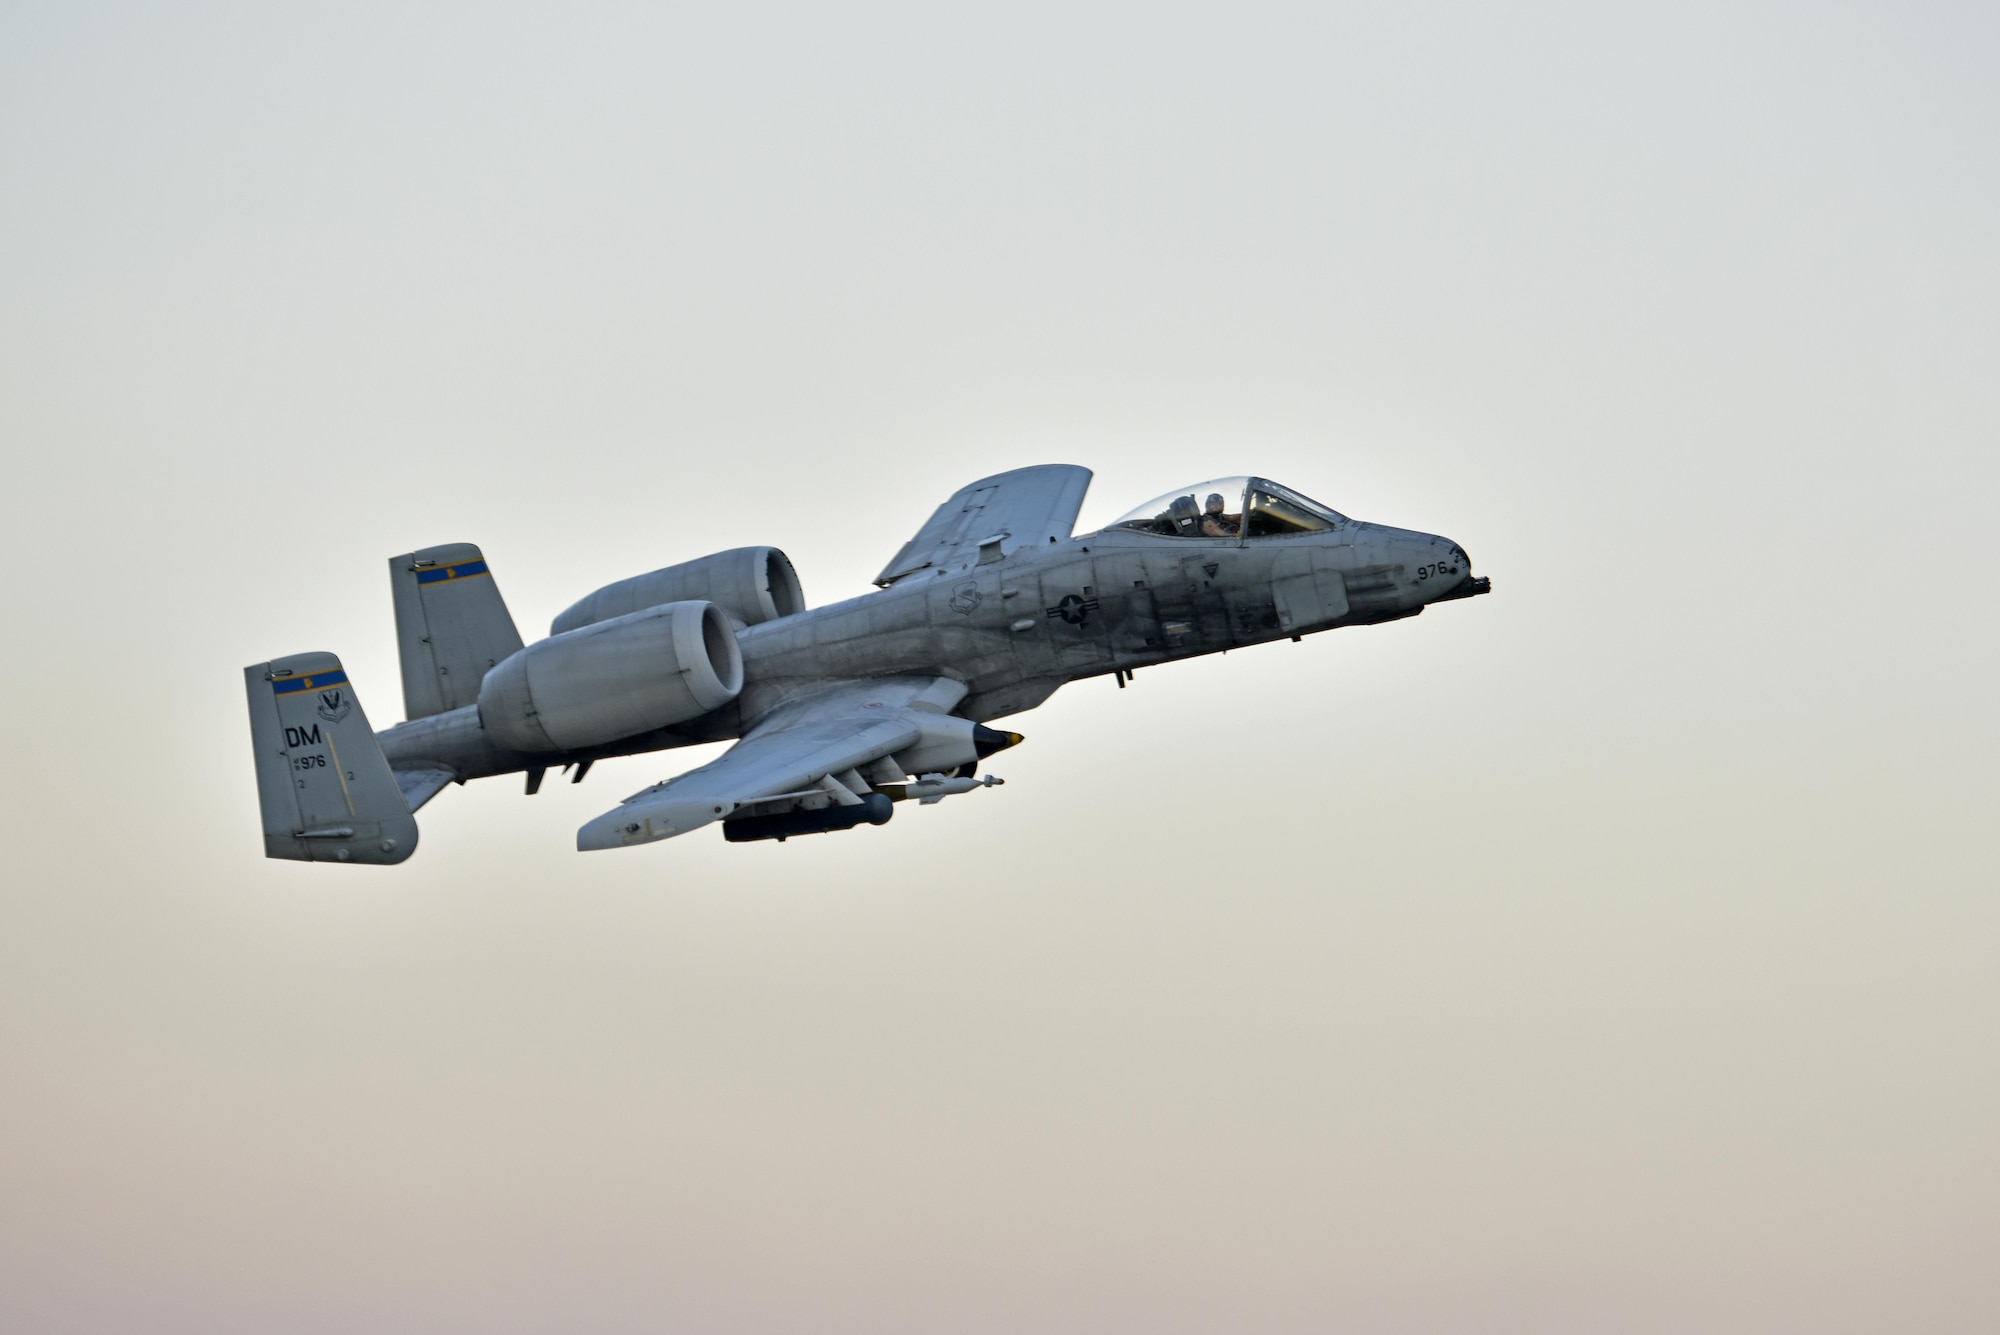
[377,518,1487,784]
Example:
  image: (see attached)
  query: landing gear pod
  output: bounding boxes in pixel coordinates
[478,600,743,752]
[887,716,1022,776]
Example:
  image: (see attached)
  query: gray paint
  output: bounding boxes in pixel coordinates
[478,600,743,753]
[875,463,1091,586]
[550,546,804,636]
[389,543,525,719]
[257,464,1490,859]
[243,651,418,864]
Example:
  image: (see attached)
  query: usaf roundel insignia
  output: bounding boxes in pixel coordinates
[1045,593,1100,625]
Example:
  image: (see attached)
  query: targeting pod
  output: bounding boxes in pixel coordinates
[722,792,894,843]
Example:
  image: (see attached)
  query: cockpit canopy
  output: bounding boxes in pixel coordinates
[1108,476,1348,538]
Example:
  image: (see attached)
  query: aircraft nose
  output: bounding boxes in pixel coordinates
[1426,537,1491,603]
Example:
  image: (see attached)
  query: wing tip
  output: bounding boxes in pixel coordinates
[577,797,734,852]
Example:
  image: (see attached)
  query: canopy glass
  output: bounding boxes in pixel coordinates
[1108,477,1348,538]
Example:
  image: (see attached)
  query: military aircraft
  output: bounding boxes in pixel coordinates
[244,466,1490,862]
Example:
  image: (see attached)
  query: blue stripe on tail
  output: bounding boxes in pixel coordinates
[414,561,490,585]
[271,669,350,695]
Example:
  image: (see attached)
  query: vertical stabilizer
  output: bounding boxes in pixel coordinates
[389,543,524,719]
[245,652,419,864]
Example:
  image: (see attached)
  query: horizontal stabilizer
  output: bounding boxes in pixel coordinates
[394,768,456,813]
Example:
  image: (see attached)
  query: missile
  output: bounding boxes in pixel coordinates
[880,773,1006,805]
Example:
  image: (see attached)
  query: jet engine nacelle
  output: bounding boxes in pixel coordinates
[551,547,805,636]
[479,600,743,753]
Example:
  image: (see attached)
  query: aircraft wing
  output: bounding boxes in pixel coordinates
[576,677,970,850]
[874,464,1092,586]
[394,767,456,813]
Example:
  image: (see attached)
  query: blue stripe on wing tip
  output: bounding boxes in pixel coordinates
[414,560,490,585]
[272,669,350,694]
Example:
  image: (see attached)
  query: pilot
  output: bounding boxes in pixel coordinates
[1200,493,1237,537]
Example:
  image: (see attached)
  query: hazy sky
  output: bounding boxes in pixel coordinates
[2,4,1995,1331]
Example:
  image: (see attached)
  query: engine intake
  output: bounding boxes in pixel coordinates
[552,547,804,636]
[480,600,742,753]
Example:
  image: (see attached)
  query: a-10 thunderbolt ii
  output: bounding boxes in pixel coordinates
[244,467,1490,863]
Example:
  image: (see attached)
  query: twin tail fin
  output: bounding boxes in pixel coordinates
[244,652,418,864]
[248,543,519,864]
[388,542,523,720]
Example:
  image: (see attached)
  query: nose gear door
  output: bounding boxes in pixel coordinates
[1270,547,1350,633]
